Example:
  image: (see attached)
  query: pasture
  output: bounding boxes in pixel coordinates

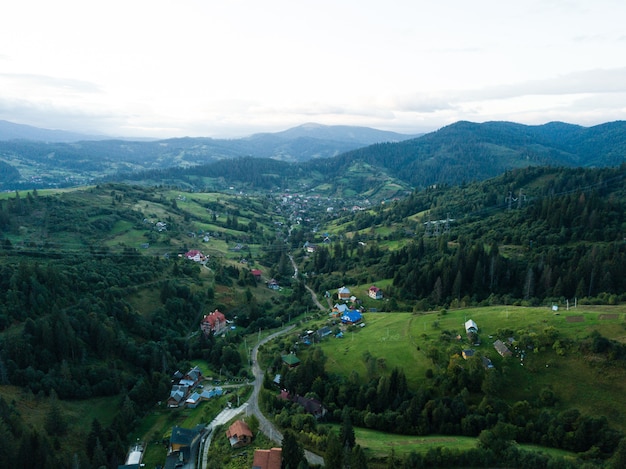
[312,305,626,431]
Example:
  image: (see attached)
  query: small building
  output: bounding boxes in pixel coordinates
[267,278,280,290]
[251,269,262,280]
[482,356,495,369]
[465,319,478,334]
[494,339,513,357]
[338,286,351,300]
[281,354,301,368]
[226,420,253,448]
[368,285,383,300]
[462,349,475,359]
[316,326,333,339]
[184,249,206,262]
[252,448,282,469]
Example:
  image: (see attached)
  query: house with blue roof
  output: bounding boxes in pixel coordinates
[341,310,363,325]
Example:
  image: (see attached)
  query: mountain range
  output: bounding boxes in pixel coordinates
[1,119,625,195]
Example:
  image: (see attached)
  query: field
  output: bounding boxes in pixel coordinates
[308,304,626,431]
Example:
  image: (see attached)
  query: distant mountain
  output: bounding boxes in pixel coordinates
[309,120,626,188]
[0,122,420,189]
[260,122,421,144]
[0,119,106,142]
[2,119,626,196]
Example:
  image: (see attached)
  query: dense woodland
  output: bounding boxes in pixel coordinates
[1,159,626,467]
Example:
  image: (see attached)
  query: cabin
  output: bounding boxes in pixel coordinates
[281,354,301,368]
[226,420,253,448]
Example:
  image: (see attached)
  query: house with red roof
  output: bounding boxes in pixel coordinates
[368,285,383,300]
[200,309,227,335]
[225,420,253,448]
[184,249,207,262]
[252,448,282,469]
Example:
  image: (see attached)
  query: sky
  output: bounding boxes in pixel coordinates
[1,0,626,139]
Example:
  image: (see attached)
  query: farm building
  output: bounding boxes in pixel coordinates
[494,339,513,357]
[464,319,478,333]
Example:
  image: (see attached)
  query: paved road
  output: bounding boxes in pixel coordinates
[200,325,324,467]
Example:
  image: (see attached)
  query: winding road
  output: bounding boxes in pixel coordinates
[200,324,325,467]
[201,254,327,467]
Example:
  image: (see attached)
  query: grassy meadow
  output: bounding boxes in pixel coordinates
[306,304,626,431]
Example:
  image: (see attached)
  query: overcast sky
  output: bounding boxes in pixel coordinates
[1,0,626,138]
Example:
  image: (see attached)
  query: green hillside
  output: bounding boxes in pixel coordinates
[2,163,626,467]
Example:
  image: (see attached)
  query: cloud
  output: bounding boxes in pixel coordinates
[464,67,626,101]
[0,73,102,94]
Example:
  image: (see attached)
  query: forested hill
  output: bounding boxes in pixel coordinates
[302,120,626,189]
[111,120,626,198]
[307,164,626,311]
[2,119,626,194]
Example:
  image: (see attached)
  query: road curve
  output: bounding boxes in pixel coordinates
[248,326,325,467]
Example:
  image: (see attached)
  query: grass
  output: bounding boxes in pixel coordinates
[317,312,430,389]
[322,424,577,461]
[308,305,626,432]
[0,385,120,455]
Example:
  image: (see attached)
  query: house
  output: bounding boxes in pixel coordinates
[337,286,351,300]
[303,241,317,253]
[464,319,478,334]
[169,425,203,453]
[226,420,253,448]
[368,285,383,300]
[167,385,189,408]
[279,390,327,419]
[341,310,363,325]
[281,354,301,368]
[250,269,262,280]
[181,366,202,386]
[201,309,227,335]
[184,249,206,262]
[252,447,282,469]
[168,425,204,467]
[462,349,475,359]
[494,339,513,357]
[331,303,349,317]
[267,278,280,290]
